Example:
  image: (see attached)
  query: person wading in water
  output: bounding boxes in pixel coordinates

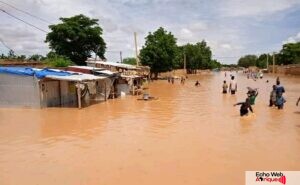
[229,76,237,95]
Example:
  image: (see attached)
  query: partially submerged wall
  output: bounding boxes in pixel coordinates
[268,64,300,75]
[0,74,41,108]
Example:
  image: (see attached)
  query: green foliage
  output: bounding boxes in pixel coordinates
[238,55,258,68]
[222,64,238,68]
[45,14,106,65]
[8,50,15,59]
[140,27,178,77]
[0,54,6,59]
[256,54,270,68]
[122,57,136,65]
[277,42,300,65]
[238,42,300,68]
[44,54,72,67]
[17,55,26,61]
[184,41,217,71]
[175,41,220,72]
[28,54,45,61]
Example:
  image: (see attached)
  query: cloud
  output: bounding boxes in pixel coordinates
[218,0,300,17]
[283,32,300,44]
[0,0,299,64]
[220,44,232,50]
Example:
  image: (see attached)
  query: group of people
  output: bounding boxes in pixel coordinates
[222,76,237,94]
[222,72,292,117]
[167,76,187,85]
[269,78,286,109]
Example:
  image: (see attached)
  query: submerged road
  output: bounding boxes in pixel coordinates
[0,72,299,185]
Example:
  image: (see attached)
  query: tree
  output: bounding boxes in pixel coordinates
[185,41,213,72]
[237,55,257,68]
[7,50,15,59]
[176,41,217,73]
[45,14,106,65]
[278,42,300,65]
[17,55,26,60]
[28,54,44,61]
[44,53,72,67]
[256,54,269,68]
[140,27,178,78]
[122,57,136,65]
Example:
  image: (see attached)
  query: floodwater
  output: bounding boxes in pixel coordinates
[0,72,299,185]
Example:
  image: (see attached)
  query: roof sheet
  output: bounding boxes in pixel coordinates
[86,61,137,70]
[0,67,72,79]
[46,74,107,82]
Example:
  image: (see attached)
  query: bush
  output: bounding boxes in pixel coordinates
[45,55,72,67]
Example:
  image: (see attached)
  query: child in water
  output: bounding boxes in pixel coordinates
[222,80,228,94]
[269,85,277,107]
[276,93,286,109]
[247,89,258,105]
[234,98,253,116]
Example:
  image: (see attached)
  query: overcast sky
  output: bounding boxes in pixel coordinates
[0,0,300,64]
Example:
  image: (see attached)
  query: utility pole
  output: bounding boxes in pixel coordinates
[120,51,123,63]
[134,32,139,66]
[272,52,275,74]
[266,54,269,71]
[183,53,186,74]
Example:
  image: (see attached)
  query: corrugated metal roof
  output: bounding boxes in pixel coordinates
[46,74,107,82]
[86,61,137,70]
[68,66,104,71]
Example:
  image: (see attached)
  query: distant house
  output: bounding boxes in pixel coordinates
[0,67,108,108]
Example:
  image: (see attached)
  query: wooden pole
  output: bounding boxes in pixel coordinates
[266,54,269,70]
[184,53,186,74]
[272,52,275,74]
[77,83,82,109]
[134,32,139,67]
[104,82,107,101]
[120,51,123,63]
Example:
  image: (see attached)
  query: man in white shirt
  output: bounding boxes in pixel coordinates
[229,76,237,95]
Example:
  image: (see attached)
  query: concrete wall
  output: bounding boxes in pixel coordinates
[0,74,41,108]
[268,64,300,75]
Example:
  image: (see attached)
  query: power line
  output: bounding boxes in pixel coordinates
[0,8,48,33]
[0,38,13,51]
[0,0,52,24]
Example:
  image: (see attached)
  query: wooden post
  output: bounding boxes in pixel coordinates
[134,32,139,67]
[184,53,186,74]
[272,52,275,74]
[104,82,107,101]
[266,54,269,71]
[77,83,82,109]
[120,51,123,63]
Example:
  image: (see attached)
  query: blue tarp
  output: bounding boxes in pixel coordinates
[0,67,73,79]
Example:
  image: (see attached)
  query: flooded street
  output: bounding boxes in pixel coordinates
[0,72,299,185]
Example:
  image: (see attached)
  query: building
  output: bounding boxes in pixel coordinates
[0,67,108,108]
[86,60,148,96]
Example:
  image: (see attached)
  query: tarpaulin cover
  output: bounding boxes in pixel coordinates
[0,67,72,79]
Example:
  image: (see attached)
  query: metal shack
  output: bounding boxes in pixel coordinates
[67,66,120,98]
[0,67,108,108]
[86,61,145,96]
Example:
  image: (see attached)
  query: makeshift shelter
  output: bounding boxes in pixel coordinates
[0,67,108,108]
[86,60,150,77]
[67,66,120,99]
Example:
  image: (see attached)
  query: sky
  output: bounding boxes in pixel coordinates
[0,0,300,64]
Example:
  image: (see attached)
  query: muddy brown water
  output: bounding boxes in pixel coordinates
[0,72,299,185]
